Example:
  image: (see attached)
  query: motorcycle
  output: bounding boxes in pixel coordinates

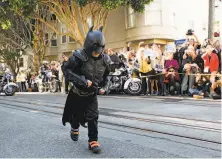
[50,73,58,93]
[123,67,142,95]
[103,67,128,94]
[38,71,58,93]
[0,73,18,96]
[101,65,142,96]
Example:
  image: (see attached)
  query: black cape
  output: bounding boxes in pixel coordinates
[62,91,98,128]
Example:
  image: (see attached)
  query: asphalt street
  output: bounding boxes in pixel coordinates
[0,93,221,158]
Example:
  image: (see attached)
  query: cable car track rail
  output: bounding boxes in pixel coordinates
[0,100,220,145]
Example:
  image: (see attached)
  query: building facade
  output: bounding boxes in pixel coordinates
[44,0,212,61]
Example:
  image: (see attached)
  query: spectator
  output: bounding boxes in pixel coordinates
[51,61,60,92]
[181,45,199,94]
[61,54,69,94]
[210,75,221,99]
[40,61,50,83]
[26,68,32,89]
[16,72,22,92]
[202,45,219,74]
[213,40,221,72]
[20,70,27,92]
[108,48,121,72]
[185,30,201,50]
[188,72,207,97]
[143,44,158,95]
[165,53,179,71]
[137,48,154,95]
[202,44,219,96]
[164,52,180,95]
[153,44,165,95]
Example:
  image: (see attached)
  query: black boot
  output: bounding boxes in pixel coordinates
[89,141,101,154]
[70,128,79,141]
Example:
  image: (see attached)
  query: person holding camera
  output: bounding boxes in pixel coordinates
[181,45,199,95]
[201,44,219,96]
[138,48,154,95]
[202,45,219,74]
[164,51,180,95]
[188,71,216,99]
[213,40,221,72]
[153,44,164,95]
[61,54,69,94]
[209,74,221,100]
[185,29,201,50]
[108,48,121,72]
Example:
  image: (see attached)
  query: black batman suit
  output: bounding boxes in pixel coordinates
[62,26,111,143]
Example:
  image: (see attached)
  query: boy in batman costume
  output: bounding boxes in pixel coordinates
[62,26,111,154]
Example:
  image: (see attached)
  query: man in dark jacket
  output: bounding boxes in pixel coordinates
[61,54,69,94]
[40,61,50,83]
[62,26,111,154]
[108,49,121,72]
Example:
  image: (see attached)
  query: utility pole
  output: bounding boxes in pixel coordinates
[208,0,215,39]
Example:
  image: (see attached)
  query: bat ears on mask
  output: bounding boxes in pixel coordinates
[98,26,103,32]
[88,25,94,33]
[88,25,103,33]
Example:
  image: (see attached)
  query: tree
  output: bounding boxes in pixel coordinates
[0,0,54,72]
[0,1,33,75]
[37,0,153,46]
[0,45,23,76]
[0,0,154,72]
[31,18,55,72]
[4,0,154,46]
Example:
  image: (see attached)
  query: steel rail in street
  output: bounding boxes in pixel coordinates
[0,97,221,124]
[0,99,221,145]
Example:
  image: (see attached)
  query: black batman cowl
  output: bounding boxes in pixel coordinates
[83,26,105,57]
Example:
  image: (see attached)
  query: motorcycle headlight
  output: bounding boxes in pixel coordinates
[6,74,11,79]
[119,68,125,72]
[112,76,119,82]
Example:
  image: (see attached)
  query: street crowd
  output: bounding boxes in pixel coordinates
[14,31,221,99]
[104,31,221,99]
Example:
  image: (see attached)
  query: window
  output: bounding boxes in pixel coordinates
[145,11,161,25]
[127,7,135,28]
[171,13,176,27]
[188,20,194,29]
[87,16,92,28]
[69,36,75,43]
[19,58,24,67]
[51,14,56,20]
[145,1,162,25]
[68,0,72,12]
[51,32,57,47]
[45,33,49,45]
[61,28,67,44]
[202,21,207,30]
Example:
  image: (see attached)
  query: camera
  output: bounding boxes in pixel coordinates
[147,56,151,64]
[212,49,217,54]
[215,76,220,81]
[186,29,194,36]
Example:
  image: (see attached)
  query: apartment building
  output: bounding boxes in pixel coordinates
[44,0,211,61]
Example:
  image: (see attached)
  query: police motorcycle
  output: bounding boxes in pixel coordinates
[123,64,142,95]
[101,61,142,95]
[50,71,58,93]
[0,73,17,96]
[103,64,128,94]
[39,70,57,93]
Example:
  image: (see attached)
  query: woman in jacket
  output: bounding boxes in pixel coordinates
[138,48,154,95]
